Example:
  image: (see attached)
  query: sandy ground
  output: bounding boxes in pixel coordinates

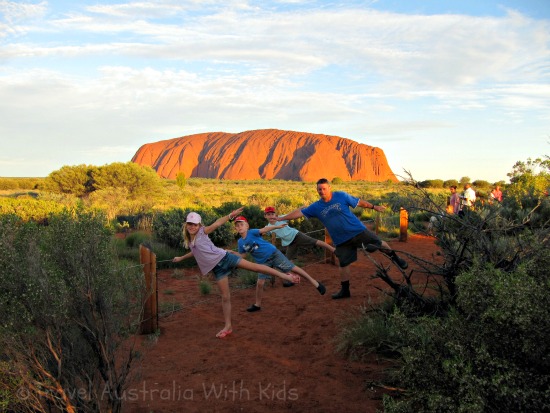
[122,234,440,413]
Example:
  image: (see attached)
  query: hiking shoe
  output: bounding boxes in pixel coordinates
[316,282,326,295]
[282,281,294,287]
[331,289,351,299]
[246,304,261,312]
[392,255,408,269]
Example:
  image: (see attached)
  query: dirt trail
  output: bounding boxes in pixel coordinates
[122,235,439,413]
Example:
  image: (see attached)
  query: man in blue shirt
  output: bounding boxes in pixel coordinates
[276,178,408,299]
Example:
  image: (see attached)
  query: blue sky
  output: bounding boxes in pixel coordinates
[1,0,549,183]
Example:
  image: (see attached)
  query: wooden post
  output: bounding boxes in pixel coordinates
[399,207,408,242]
[324,228,336,265]
[140,244,158,334]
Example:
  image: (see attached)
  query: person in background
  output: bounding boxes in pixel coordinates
[172,208,300,338]
[276,178,408,300]
[459,183,476,216]
[490,185,503,203]
[449,185,461,214]
[231,215,326,313]
[263,205,336,287]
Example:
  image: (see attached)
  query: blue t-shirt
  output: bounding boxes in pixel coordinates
[237,229,277,263]
[301,191,365,246]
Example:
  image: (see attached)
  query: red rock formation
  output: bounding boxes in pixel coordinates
[131,129,398,182]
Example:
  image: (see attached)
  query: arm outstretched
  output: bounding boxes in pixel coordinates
[204,206,244,235]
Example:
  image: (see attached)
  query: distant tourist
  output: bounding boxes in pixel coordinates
[459,183,476,216]
[275,178,408,299]
[172,208,300,338]
[449,185,461,214]
[490,185,503,203]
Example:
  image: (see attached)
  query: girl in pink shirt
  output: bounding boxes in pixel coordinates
[172,207,299,339]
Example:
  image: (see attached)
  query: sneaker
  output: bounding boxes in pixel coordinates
[282,281,294,287]
[316,282,326,295]
[246,304,261,312]
[392,255,408,269]
[331,289,350,299]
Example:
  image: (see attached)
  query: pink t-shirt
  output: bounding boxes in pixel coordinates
[189,227,227,275]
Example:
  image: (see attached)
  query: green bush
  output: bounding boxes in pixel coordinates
[443,179,459,188]
[380,247,550,413]
[237,269,260,287]
[0,197,72,222]
[199,278,212,295]
[0,211,143,412]
[125,231,152,248]
[153,208,235,250]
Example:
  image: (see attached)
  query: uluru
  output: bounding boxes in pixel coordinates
[131,129,398,182]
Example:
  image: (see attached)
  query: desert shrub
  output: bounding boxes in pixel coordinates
[336,303,404,361]
[0,197,69,222]
[199,278,212,295]
[336,159,550,412]
[504,157,550,211]
[153,208,235,250]
[0,211,143,412]
[443,179,459,188]
[115,213,153,231]
[0,178,19,190]
[42,164,95,196]
[472,179,491,189]
[152,208,187,249]
[125,231,151,248]
[383,248,550,413]
[237,269,260,287]
[148,241,182,269]
[419,179,444,188]
[176,172,187,189]
[92,162,164,198]
[247,193,269,207]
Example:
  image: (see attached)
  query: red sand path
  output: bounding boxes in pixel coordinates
[122,234,439,413]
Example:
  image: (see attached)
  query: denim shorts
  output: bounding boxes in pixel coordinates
[212,252,242,280]
[335,229,382,268]
[258,250,294,279]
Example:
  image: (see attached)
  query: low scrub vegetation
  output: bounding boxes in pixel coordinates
[337,156,550,412]
[0,211,144,412]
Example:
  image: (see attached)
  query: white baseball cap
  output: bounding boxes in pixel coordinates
[186,212,202,224]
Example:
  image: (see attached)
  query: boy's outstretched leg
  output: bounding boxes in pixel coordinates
[290,265,326,295]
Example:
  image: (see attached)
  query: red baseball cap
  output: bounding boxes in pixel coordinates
[234,216,248,223]
[264,206,276,213]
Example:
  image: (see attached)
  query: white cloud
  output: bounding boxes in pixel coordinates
[0,1,548,180]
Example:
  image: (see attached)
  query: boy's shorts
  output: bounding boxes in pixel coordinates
[285,231,319,260]
[258,249,295,279]
[212,252,241,280]
[335,229,382,268]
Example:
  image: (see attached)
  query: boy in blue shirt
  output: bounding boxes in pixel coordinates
[263,205,336,287]
[231,215,326,312]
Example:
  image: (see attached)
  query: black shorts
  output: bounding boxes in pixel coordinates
[285,231,319,260]
[335,229,382,268]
